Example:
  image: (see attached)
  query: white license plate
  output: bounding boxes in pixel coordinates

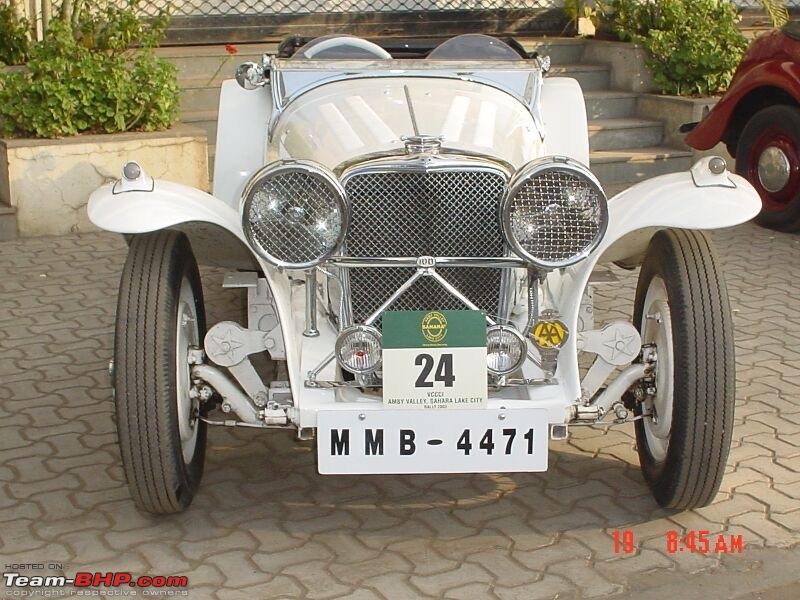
[317,408,549,474]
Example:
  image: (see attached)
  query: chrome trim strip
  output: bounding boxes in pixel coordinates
[303,270,319,337]
[339,153,512,185]
[305,377,558,389]
[496,254,518,324]
[273,58,545,70]
[327,256,528,268]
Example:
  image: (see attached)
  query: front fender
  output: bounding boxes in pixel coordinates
[598,160,761,264]
[88,178,243,238]
[685,60,800,151]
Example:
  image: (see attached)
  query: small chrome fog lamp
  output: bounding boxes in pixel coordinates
[242,161,347,269]
[335,325,383,375]
[486,325,527,376]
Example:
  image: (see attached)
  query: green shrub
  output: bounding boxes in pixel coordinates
[0,1,178,138]
[0,3,30,65]
[606,0,662,42]
[606,0,748,96]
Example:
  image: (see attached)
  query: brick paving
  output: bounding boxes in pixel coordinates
[1,223,799,599]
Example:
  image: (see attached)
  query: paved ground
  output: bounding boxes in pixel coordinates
[1,224,799,599]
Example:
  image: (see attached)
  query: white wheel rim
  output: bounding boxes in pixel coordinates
[176,277,199,464]
[641,276,674,463]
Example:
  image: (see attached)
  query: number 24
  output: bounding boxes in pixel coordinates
[415,353,455,388]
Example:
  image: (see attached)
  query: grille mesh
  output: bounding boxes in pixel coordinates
[245,169,343,266]
[344,169,507,324]
[507,169,604,265]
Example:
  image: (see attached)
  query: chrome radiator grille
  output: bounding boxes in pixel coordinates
[344,169,507,324]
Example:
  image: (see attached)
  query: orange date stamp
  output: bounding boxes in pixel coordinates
[612,529,744,554]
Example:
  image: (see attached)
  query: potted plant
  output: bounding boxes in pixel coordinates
[0,0,208,237]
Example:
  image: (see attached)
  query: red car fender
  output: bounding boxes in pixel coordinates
[685,60,800,151]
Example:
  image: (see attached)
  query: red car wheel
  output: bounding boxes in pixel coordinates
[736,105,800,231]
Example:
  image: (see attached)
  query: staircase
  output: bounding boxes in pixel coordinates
[158,37,694,199]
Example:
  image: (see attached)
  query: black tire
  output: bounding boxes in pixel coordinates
[632,229,735,510]
[114,230,207,514]
[735,104,800,231]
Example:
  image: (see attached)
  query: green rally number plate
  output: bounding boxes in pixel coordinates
[382,310,488,409]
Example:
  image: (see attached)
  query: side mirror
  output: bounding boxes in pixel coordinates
[235,62,268,90]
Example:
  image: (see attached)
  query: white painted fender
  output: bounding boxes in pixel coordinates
[540,77,590,166]
[88,179,243,236]
[598,165,761,263]
[212,79,271,207]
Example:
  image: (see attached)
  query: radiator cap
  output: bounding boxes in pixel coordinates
[403,134,442,155]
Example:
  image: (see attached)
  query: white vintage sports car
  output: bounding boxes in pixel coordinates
[88,34,761,514]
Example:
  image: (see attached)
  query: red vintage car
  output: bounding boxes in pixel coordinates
[686,22,800,231]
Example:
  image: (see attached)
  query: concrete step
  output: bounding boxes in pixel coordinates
[179,79,222,114]
[0,204,18,241]
[588,118,663,152]
[549,64,610,92]
[158,43,277,84]
[518,37,586,64]
[182,109,218,146]
[584,90,639,120]
[590,146,694,187]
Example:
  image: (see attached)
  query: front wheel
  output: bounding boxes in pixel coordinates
[632,229,735,510]
[735,104,800,231]
[114,231,207,514]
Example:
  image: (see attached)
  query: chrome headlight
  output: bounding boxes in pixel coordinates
[242,161,347,269]
[502,157,608,269]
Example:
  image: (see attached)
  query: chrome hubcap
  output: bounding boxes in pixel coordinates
[757,146,791,193]
[641,276,674,463]
[176,277,200,464]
